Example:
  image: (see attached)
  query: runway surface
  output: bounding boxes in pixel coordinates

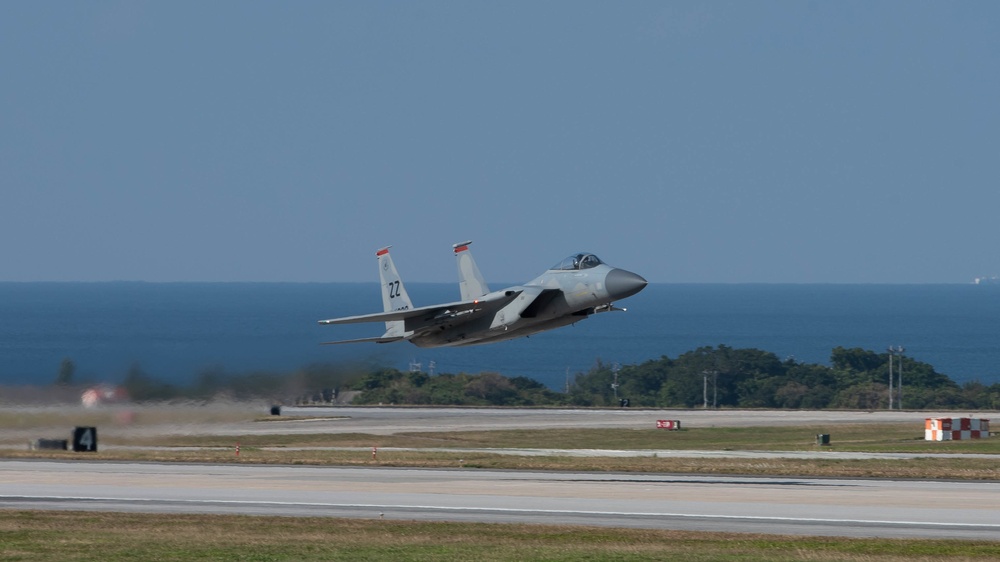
[4,406,1000,540]
[3,459,999,540]
[3,404,990,442]
[226,406,984,436]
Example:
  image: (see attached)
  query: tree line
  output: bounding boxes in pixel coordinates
[60,361,363,403]
[57,345,1000,409]
[353,346,1000,410]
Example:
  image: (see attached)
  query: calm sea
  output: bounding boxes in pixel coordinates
[1,283,998,389]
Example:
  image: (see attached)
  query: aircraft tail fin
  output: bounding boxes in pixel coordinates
[376,246,413,338]
[453,241,490,301]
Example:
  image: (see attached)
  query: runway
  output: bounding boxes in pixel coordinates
[230,406,981,436]
[3,459,999,540]
[4,404,989,443]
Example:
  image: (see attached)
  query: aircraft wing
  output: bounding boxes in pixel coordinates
[321,336,406,345]
[319,290,522,332]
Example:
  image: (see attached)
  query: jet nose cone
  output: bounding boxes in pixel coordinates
[606,269,647,300]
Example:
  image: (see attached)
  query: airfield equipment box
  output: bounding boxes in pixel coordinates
[656,420,681,430]
[925,418,990,441]
[32,438,68,450]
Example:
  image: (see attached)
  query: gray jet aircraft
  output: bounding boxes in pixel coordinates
[318,242,647,347]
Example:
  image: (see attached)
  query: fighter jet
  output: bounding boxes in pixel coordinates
[318,242,647,348]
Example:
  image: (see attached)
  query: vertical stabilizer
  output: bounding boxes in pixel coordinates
[453,241,490,301]
[376,247,413,337]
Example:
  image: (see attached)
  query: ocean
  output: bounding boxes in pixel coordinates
[1,283,998,389]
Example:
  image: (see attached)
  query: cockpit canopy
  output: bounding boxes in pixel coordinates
[550,253,604,271]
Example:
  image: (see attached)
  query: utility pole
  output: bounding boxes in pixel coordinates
[702,370,718,409]
[611,363,620,402]
[887,347,894,410]
[896,346,905,409]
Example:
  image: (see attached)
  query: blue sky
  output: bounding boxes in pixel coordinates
[2,2,998,283]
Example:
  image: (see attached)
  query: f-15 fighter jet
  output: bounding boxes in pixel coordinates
[319,241,647,348]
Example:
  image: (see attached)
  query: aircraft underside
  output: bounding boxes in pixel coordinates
[410,313,590,348]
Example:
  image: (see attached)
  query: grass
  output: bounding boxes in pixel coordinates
[4,406,997,454]
[2,510,999,561]
[386,424,1000,454]
[6,417,1000,479]
[50,420,994,454]
[7,447,1000,480]
[29,421,987,450]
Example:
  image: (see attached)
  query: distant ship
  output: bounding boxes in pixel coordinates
[973,276,1000,285]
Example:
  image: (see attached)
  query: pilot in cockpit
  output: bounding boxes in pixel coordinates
[552,253,603,271]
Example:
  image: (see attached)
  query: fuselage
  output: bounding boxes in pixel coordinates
[410,263,646,347]
[319,247,647,348]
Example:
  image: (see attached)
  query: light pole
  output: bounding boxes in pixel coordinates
[702,370,718,409]
[887,347,894,410]
[895,346,905,409]
[702,370,708,409]
[611,363,620,402]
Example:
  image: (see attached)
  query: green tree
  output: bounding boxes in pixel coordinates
[464,372,517,405]
[569,362,615,406]
[773,381,810,408]
[617,358,671,407]
[785,362,836,408]
[830,382,888,409]
[55,358,75,386]
[122,362,177,401]
[831,347,882,376]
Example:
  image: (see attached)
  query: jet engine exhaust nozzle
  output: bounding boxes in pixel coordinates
[606,269,647,300]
